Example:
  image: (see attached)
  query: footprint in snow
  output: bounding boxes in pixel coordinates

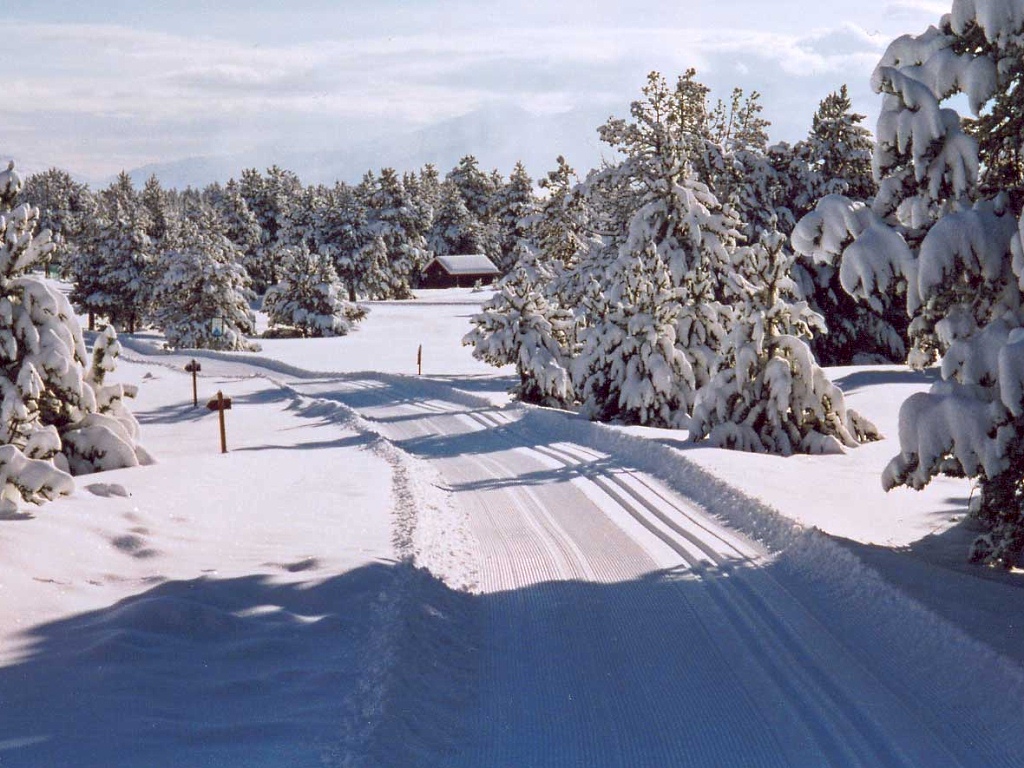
[86,483,130,498]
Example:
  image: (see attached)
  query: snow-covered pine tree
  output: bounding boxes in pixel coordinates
[263,245,364,338]
[786,86,896,365]
[447,155,501,264]
[463,252,575,406]
[536,157,588,269]
[801,85,875,204]
[20,168,95,279]
[354,235,393,301]
[572,245,694,427]
[800,4,996,368]
[867,0,1024,566]
[428,180,486,257]
[142,174,178,248]
[691,230,880,454]
[491,162,538,273]
[596,72,743,402]
[151,206,259,351]
[238,166,303,293]
[447,155,496,225]
[319,182,374,301]
[791,194,910,363]
[213,178,262,278]
[62,324,148,475]
[363,168,428,298]
[71,172,155,333]
[0,163,147,509]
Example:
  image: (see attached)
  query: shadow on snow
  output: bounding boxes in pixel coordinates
[3,553,1024,767]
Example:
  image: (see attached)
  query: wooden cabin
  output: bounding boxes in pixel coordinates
[420,253,501,289]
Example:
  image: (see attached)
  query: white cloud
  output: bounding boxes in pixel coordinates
[0,2,944,180]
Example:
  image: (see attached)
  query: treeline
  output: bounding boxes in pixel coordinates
[19,156,538,347]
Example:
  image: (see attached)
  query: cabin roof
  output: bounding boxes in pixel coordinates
[427,253,500,276]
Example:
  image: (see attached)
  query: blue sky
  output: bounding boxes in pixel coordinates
[2,1,949,181]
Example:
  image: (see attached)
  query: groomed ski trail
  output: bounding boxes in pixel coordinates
[291,372,1024,768]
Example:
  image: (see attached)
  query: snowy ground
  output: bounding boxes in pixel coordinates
[2,288,1024,766]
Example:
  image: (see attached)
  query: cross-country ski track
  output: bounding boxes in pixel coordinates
[277,365,1024,768]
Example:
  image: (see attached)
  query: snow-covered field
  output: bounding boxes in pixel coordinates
[3,288,1024,766]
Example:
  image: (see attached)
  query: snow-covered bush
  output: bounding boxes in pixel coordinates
[82,325,143,449]
[151,210,259,351]
[691,231,880,454]
[263,246,364,338]
[0,163,148,510]
[463,255,575,407]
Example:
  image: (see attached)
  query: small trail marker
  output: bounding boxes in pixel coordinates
[206,390,232,454]
[417,344,423,376]
[184,359,201,407]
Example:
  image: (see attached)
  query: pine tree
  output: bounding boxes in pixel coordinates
[537,156,589,269]
[238,166,303,293]
[71,172,155,333]
[364,168,428,298]
[263,245,364,338]
[0,163,146,510]
[20,168,95,279]
[463,253,574,406]
[142,174,178,248]
[787,86,900,365]
[597,72,743,401]
[446,156,500,263]
[151,207,259,351]
[212,178,262,275]
[804,85,875,202]
[573,247,694,427]
[491,162,538,272]
[319,182,374,301]
[428,181,485,256]
[691,231,880,454]
[860,1,1024,566]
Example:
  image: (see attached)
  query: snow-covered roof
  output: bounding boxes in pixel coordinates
[428,253,500,276]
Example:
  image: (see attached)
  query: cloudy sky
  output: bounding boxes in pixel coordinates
[3,1,949,183]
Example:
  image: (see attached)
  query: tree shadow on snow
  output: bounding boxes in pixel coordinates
[831,367,940,394]
[833,519,1024,667]
[428,374,518,396]
[135,401,210,426]
[2,554,1024,767]
[0,562,475,768]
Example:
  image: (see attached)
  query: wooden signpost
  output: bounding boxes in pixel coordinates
[206,390,232,453]
[417,344,422,376]
[184,359,201,407]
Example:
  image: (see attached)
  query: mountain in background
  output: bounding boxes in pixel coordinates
[121,104,616,189]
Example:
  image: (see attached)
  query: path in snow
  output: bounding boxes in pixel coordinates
[292,372,1024,768]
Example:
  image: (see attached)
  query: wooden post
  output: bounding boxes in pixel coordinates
[417,344,422,376]
[206,391,231,454]
[217,390,227,454]
[185,360,202,407]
